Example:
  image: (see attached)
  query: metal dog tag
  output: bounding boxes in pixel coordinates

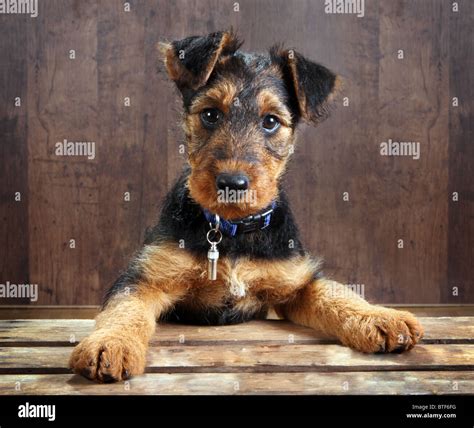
[206,218,222,281]
[207,242,219,281]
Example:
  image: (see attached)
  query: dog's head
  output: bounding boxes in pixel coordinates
[161,31,340,219]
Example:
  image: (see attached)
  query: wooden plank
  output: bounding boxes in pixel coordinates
[0,319,95,346]
[447,0,474,304]
[416,317,474,343]
[26,0,101,305]
[0,320,330,346]
[96,0,145,295]
[139,0,174,248]
[0,371,472,395]
[145,344,474,372]
[376,0,450,303]
[1,344,473,374]
[0,14,29,298]
[0,318,472,346]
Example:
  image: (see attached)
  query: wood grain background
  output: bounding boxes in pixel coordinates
[0,0,472,305]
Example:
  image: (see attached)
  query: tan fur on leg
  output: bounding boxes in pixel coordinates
[69,242,199,382]
[276,278,424,353]
[69,295,157,382]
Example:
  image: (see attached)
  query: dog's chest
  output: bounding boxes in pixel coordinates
[189,255,312,303]
[188,257,261,303]
[165,254,316,326]
[165,257,267,325]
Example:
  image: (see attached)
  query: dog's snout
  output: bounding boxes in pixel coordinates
[216,173,249,191]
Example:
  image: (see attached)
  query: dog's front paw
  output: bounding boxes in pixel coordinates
[341,308,424,354]
[69,330,147,382]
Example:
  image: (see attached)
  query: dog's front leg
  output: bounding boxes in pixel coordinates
[69,295,162,382]
[276,278,424,353]
[69,243,195,382]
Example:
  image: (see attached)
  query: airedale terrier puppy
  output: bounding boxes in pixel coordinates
[70,31,424,382]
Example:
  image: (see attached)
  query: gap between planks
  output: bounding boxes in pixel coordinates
[0,318,472,346]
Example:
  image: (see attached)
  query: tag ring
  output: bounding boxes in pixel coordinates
[206,228,222,245]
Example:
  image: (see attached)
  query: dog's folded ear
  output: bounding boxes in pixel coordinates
[270,46,341,125]
[160,31,242,92]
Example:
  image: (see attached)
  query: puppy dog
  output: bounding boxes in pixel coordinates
[69,31,424,383]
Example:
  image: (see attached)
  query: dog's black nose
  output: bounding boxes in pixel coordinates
[216,173,249,191]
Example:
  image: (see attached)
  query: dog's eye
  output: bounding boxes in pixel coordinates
[262,115,280,133]
[200,108,222,128]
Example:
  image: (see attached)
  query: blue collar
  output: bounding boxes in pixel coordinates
[203,202,277,237]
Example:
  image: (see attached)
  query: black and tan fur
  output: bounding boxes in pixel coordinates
[70,31,423,382]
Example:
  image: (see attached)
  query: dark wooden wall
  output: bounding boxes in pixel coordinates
[0,0,472,305]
